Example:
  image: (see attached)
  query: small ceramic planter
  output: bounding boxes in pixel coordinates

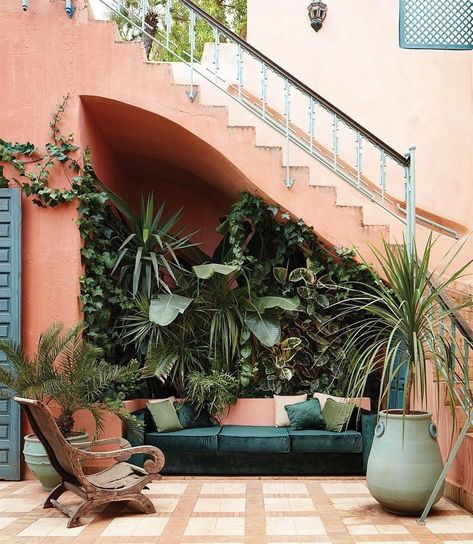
[367,410,444,515]
[24,432,91,491]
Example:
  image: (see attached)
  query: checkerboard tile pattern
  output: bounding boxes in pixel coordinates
[0,477,469,543]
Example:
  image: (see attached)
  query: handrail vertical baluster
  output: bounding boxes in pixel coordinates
[356,131,363,189]
[165,0,172,49]
[332,113,339,170]
[284,79,294,188]
[380,148,386,207]
[187,8,196,100]
[213,26,220,83]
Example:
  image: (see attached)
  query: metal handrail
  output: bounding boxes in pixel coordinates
[181,0,409,167]
[94,0,460,240]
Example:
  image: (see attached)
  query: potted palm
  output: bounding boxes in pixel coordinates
[342,236,473,514]
[0,322,142,490]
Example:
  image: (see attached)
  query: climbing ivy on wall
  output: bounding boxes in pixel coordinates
[0,96,130,357]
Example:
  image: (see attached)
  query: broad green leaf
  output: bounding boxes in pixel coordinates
[245,314,281,347]
[273,267,288,284]
[252,296,300,312]
[289,267,316,285]
[297,286,314,300]
[280,368,293,381]
[315,294,330,309]
[192,263,239,279]
[281,337,302,350]
[149,295,192,326]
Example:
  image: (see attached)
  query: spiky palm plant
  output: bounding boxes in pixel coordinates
[341,235,473,415]
[0,323,142,439]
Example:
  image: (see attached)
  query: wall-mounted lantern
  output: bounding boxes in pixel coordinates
[307,2,327,32]
[21,0,28,11]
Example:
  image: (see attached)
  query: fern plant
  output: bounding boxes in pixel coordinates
[0,322,142,439]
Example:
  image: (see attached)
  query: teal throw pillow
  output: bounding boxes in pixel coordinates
[174,401,214,429]
[322,398,355,432]
[146,400,183,433]
[284,398,326,431]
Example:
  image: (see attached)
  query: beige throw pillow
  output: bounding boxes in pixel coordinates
[274,394,307,427]
[313,392,371,411]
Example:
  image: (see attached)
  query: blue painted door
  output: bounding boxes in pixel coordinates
[388,341,408,410]
[0,189,21,480]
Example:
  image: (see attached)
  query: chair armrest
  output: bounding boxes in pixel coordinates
[361,411,378,473]
[75,445,165,474]
[91,437,132,450]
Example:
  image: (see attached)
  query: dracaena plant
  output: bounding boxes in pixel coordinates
[101,183,196,297]
[0,322,143,440]
[341,235,473,415]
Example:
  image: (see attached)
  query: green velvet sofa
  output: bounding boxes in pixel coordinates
[128,408,377,475]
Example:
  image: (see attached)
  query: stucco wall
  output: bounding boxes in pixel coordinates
[247,0,473,235]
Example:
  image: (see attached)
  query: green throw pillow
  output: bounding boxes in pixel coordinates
[284,398,326,431]
[174,401,214,429]
[322,398,355,432]
[146,400,183,433]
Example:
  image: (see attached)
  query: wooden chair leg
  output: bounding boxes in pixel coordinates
[44,482,66,509]
[66,500,94,529]
[130,493,156,515]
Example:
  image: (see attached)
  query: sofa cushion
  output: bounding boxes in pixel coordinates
[322,399,355,432]
[146,401,183,433]
[288,429,362,453]
[285,398,326,431]
[218,425,290,453]
[145,427,221,452]
[174,401,214,429]
[274,394,307,427]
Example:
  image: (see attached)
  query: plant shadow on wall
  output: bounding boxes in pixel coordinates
[0,96,380,410]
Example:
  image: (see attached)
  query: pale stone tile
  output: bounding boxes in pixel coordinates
[185,517,217,536]
[426,519,464,534]
[266,516,326,536]
[0,498,43,512]
[101,516,141,537]
[194,498,245,513]
[201,482,246,495]
[150,498,179,512]
[348,524,380,535]
[18,517,87,537]
[133,517,169,536]
[450,515,473,532]
[214,517,245,536]
[263,482,308,494]
[264,497,292,511]
[376,524,410,534]
[289,497,316,511]
[11,483,44,496]
[0,518,17,530]
[144,482,187,495]
[322,482,369,494]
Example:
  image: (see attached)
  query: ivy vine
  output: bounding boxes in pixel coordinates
[0,96,129,356]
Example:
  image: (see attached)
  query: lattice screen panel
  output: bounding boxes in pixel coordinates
[400,0,473,50]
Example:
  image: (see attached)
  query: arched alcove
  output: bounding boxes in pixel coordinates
[80,96,263,255]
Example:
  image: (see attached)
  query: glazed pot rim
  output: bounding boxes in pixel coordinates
[24,431,89,440]
[378,409,432,420]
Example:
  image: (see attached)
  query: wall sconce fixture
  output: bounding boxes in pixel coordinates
[307,2,327,32]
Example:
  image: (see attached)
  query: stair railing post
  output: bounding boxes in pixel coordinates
[187,8,197,101]
[284,79,294,188]
[405,145,416,259]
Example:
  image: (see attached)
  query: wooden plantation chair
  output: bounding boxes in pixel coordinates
[15,397,165,528]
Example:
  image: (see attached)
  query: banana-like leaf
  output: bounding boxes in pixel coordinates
[149,295,192,326]
[245,314,281,347]
[252,296,300,312]
[192,263,239,279]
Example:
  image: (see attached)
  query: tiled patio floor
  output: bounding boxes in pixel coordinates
[0,477,470,543]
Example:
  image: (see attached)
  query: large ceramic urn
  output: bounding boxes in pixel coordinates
[367,410,444,515]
